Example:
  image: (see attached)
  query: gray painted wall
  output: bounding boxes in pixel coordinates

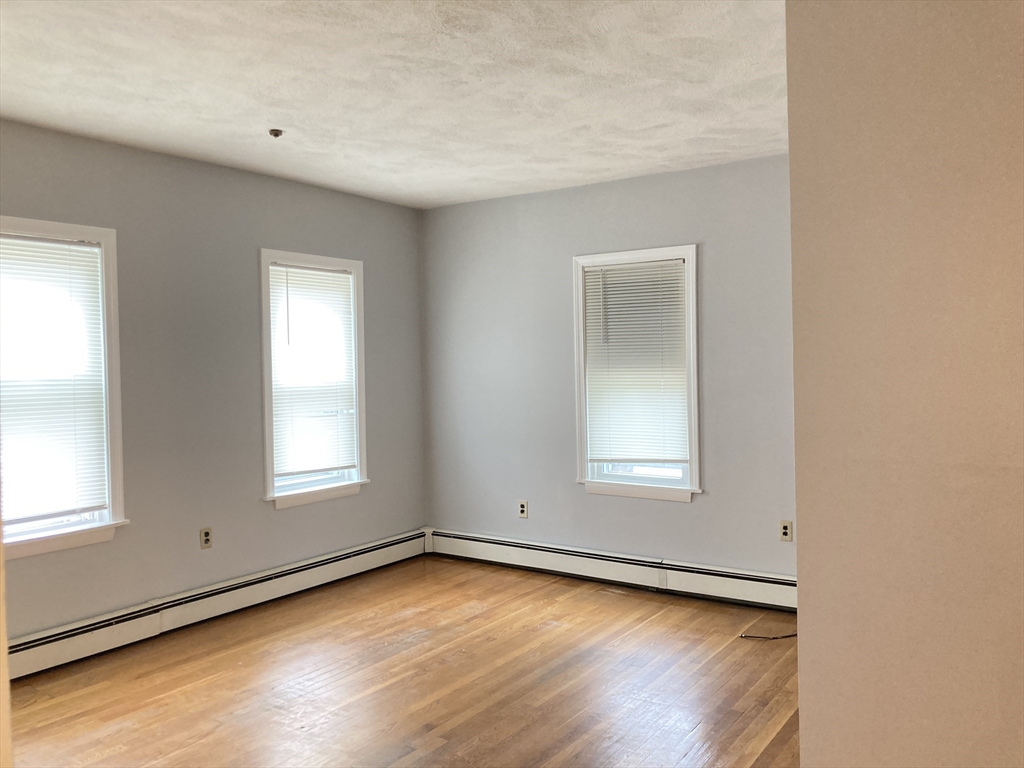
[0,121,795,638]
[421,155,796,577]
[0,120,425,637]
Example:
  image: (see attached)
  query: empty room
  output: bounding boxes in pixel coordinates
[0,1,1021,767]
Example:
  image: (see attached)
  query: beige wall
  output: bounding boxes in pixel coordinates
[1,542,12,767]
[786,1,1024,766]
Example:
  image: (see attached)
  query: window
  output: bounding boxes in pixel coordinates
[0,216,125,556]
[573,245,701,502]
[260,249,367,509]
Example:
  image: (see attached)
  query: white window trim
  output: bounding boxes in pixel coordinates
[572,244,702,503]
[259,248,369,510]
[0,215,127,555]
[4,520,129,560]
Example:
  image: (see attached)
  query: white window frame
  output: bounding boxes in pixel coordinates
[573,244,702,503]
[0,216,127,558]
[260,248,368,510]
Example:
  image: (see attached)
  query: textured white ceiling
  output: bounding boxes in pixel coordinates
[0,0,788,208]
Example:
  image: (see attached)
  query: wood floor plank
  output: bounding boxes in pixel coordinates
[751,710,801,768]
[10,556,798,767]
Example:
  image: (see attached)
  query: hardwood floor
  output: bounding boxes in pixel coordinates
[10,556,799,767]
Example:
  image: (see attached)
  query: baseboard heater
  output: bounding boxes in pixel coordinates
[8,530,426,679]
[9,526,795,679]
[426,529,797,611]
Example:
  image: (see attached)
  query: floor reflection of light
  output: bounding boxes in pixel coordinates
[235,640,379,764]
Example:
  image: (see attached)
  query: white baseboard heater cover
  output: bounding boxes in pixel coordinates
[9,526,795,679]
[427,529,797,610]
[8,530,426,679]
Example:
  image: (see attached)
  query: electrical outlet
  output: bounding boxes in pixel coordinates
[780,520,793,542]
[200,527,213,549]
[518,500,528,519]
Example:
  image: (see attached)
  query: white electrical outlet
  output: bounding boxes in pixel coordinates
[780,520,793,542]
[200,527,213,549]
[518,500,528,519]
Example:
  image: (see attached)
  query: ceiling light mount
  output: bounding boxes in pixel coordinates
[268,128,284,138]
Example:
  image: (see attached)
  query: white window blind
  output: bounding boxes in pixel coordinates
[268,262,359,496]
[0,235,111,538]
[584,258,687,463]
[575,246,700,499]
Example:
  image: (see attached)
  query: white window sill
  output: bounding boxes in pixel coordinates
[581,480,702,503]
[3,520,129,560]
[269,479,369,510]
